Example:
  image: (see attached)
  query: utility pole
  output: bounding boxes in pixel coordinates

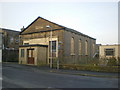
[46,25,52,68]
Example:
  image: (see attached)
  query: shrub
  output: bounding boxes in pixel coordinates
[107,57,117,66]
[117,57,120,66]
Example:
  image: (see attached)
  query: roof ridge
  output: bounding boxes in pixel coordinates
[21,16,66,34]
[20,16,95,40]
[1,28,20,32]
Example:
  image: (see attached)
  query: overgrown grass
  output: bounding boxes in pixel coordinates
[50,57,120,72]
[59,64,119,73]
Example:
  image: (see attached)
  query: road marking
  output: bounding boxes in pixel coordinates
[0,78,2,80]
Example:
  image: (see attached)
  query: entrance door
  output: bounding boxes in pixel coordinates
[27,49,34,64]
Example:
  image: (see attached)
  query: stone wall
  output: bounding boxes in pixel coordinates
[63,30,96,65]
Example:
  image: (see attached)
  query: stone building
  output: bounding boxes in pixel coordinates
[1,28,20,62]
[0,29,2,62]
[19,16,96,66]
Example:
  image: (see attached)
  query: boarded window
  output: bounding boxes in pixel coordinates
[79,39,82,55]
[21,49,24,57]
[85,40,88,55]
[105,48,114,56]
[71,37,75,54]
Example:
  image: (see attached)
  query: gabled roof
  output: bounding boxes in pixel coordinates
[65,28,96,40]
[20,16,96,40]
[21,16,66,34]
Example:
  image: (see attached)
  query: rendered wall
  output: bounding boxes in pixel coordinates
[99,45,120,59]
[19,46,48,65]
[37,47,48,65]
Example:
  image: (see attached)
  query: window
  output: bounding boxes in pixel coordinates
[21,49,24,57]
[71,37,75,55]
[52,41,56,52]
[10,37,14,43]
[85,40,88,55]
[105,48,114,56]
[15,38,19,43]
[79,39,82,55]
[93,43,95,55]
[49,41,57,57]
[24,43,29,45]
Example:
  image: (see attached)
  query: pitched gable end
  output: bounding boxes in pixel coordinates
[20,16,65,35]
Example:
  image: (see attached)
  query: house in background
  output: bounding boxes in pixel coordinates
[19,16,96,66]
[99,44,120,60]
[1,28,20,62]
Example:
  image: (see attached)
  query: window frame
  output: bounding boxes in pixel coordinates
[104,48,115,56]
[24,43,29,45]
[21,49,24,57]
[49,40,57,57]
[85,40,88,55]
[92,43,95,55]
[70,37,75,55]
[79,39,82,55]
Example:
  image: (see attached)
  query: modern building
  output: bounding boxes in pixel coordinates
[1,28,20,62]
[99,44,120,59]
[19,16,96,66]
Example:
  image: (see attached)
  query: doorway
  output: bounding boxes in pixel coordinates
[27,48,34,64]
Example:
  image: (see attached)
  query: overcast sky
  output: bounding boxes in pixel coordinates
[0,0,118,45]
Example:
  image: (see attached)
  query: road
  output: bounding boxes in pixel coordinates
[2,63,119,88]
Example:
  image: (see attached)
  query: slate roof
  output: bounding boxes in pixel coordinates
[1,28,20,33]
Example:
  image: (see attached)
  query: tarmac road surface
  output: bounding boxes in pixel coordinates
[2,63,119,88]
[0,63,2,89]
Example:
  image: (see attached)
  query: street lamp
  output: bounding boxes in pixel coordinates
[46,25,52,68]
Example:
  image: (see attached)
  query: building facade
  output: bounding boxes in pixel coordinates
[1,28,20,62]
[0,29,2,62]
[99,44,120,60]
[19,17,96,66]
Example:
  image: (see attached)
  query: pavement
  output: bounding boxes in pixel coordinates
[2,62,119,78]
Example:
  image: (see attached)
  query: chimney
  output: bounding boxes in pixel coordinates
[21,26,24,31]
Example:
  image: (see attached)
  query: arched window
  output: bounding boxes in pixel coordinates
[93,43,95,55]
[79,39,82,55]
[71,37,75,54]
[85,40,88,55]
